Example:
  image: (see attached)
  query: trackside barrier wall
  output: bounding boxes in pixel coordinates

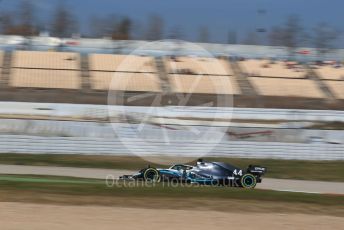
[1,102,344,122]
[0,134,342,160]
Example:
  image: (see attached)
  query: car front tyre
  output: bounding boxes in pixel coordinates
[143,168,161,182]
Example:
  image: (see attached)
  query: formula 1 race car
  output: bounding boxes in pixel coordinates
[120,159,267,188]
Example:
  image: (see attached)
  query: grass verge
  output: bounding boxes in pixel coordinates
[0,174,343,216]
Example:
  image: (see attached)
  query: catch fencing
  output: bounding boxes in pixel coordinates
[1,35,344,60]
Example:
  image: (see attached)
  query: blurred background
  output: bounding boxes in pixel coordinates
[0,0,342,160]
[0,1,343,229]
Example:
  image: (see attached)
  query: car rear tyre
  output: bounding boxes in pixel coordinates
[240,173,257,189]
[143,168,160,182]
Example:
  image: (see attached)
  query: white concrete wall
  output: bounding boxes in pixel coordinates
[1,102,344,122]
[0,134,342,160]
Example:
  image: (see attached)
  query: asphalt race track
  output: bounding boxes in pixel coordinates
[0,164,343,195]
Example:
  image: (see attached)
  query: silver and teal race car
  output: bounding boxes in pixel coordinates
[120,159,266,188]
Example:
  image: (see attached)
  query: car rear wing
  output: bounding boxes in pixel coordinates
[247,165,267,175]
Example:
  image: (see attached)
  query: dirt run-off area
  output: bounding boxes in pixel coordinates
[0,202,343,230]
